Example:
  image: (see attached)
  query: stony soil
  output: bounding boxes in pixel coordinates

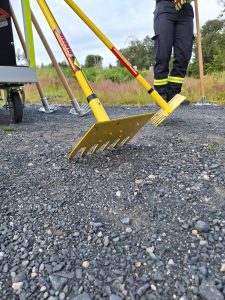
[0,105,225,300]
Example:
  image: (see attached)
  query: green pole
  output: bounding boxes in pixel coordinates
[22,0,36,68]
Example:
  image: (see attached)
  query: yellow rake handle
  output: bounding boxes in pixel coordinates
[64,0,172,113]
[37,0,109,123]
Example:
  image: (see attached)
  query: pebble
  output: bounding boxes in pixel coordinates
[192,229,199,236]
[82,261,90,268]
[135,261,142,268]
[40,286,47,292]
[135,179,143,185]
[195,221,211,233]
[2,264,8,273]
[21,260,29,267]
[167,259,175,266]
[146,247,155,255]
[203,174,210,181]
[49,275,68,291]
[109,295,123,300]
[90,222,103,228]
[151,284,157,291]
[199,281,224,300]
[73,293,91,300]
[200,240,208,246]
[76,269,82,279]
[220,264,225,272]
[199,266,208,276]
[43,292,49,298]
[153,271,165,282]
[12,282,23,290]
[39,263,45,271]
[104,236,110,246]
[125,227,132,233]
[137,283,150,296]
[59,292,66,300]
[120,216,131,225]
[116,191,121,197]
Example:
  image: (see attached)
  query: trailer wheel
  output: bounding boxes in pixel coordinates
[11,91,23,123]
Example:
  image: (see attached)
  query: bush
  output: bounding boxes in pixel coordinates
[102,67,132,83]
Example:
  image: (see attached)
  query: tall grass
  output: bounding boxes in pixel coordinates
[24,66,225,106]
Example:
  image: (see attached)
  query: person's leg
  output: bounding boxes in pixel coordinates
[153,12,175,102]
[167,13,194,101]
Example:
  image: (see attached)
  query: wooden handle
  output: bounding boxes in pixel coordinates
[194,0,206,100]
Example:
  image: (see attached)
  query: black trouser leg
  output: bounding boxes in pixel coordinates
[167,14,194,100]
[153,13,175,101]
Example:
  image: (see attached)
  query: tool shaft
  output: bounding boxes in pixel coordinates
[194,0,206,102]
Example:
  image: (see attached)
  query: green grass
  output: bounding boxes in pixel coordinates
[24,66,225,106]
[0,126,17,132]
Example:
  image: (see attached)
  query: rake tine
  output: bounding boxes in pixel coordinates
[123,136,132,145]
[78,104,91,116]
[151,111,168,126]
[80,104,90,111]
[81,147,90,157]
[80,103,89,109]
[111,139,120,148]
[68,146,80,159]
[102,141,114,151]
[112,138,124,148]
[92,142,105,154]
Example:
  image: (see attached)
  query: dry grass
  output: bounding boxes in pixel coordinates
[24,68,225,106]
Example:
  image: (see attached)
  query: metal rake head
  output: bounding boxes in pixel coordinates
[151,94,186,126]
[68,113,153,160]
[39,104,58,114]
[69,103,91,116]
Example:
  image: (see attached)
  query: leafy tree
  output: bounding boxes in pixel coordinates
[84,55,103,68]
[218,0,225,16]
[118,35,154,70]
[189,19,225,75]
[201,19,225,72]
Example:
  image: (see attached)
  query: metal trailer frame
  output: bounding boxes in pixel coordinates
[0,0,37,123]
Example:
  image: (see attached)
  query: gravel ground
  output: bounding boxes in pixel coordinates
[0,104,225,300]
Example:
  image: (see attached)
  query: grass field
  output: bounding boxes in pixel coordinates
[24,66,225,106]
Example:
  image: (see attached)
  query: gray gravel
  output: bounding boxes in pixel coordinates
[0,104,225,300]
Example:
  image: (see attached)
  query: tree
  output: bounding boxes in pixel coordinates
[218,0,225,16]
[118,35,154,70]
[189,19,225,75]
[201,19,225,72]
[84,55,103,68]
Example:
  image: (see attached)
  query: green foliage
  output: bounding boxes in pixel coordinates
[1,126,16,132]
[83,67,98,82]
[218,0,225,15]
[84,55,103,68]
[190,19,225,76]
[83,67,133,82]
[118,35,154,70]
[102,67,132,82]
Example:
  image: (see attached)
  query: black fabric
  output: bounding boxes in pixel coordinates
[0,0,16,66]
[153,1,194,98]
[156,0,171,2]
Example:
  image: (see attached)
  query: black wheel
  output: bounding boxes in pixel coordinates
[11,91,23,123]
